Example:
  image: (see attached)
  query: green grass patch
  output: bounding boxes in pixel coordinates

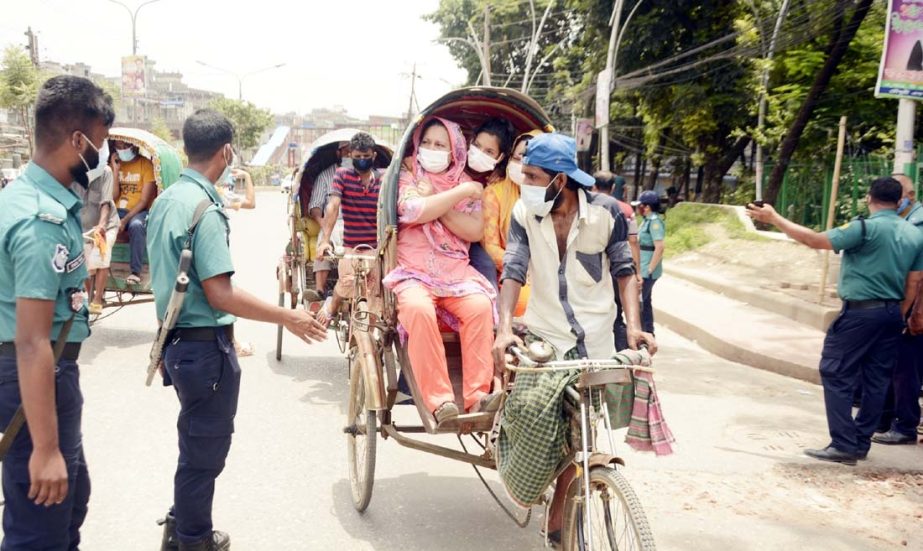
[659,203,762,258]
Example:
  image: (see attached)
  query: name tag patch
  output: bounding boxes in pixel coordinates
[66,252,85,273]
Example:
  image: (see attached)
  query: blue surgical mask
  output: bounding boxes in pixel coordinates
[898,197,911,213]
[116,148,136,163]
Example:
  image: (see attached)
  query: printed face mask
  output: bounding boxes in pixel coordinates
[417,147,451,173]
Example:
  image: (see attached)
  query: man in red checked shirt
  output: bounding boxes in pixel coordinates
[316,132,382,325]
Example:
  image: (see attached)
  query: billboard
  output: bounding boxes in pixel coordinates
[875,0,923,99]
[121,56,147,96]
[575,118,594,152]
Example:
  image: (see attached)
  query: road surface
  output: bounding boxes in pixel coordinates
[7,191,921,550]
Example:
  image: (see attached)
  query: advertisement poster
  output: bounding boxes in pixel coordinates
[595,68,611,128]
[876,0,923,99]
[121,56,147,96]
[575,118,594,151]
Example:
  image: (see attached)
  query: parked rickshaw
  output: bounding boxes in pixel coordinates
[276,129,391,360]
[337,87,656,550]
[94,127,182,314]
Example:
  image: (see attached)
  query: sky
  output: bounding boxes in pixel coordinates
[0,0,469,119]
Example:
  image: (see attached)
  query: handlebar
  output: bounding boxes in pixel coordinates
[507,344,652,373]
[318,245,378,262]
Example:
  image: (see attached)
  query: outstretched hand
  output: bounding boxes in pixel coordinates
[745,202,778,224]
[283,309,328,344]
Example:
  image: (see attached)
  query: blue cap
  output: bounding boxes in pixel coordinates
[631,190,660,207]
[523,133,595,187]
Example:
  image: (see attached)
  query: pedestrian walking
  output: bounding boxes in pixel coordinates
[747,177,923,465]
[875,173,923,445]
[146,109,328,551]
[0,75,114,549]
[632,190,665,335]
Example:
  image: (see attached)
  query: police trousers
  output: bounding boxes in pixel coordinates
[820,303,903,455]
[0,357,89,551]
[880,333,923,437]
[162,328,241,545]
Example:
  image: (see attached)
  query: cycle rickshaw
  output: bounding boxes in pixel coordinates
[275,129,392,360]
[336,87,657,550]
[94,127,182,315]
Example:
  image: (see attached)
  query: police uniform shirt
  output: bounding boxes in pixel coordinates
[0,163,89,342]
[146,168,235,328]
[905,201,923,228]
[639,213,665,279]
[825,209,923,301]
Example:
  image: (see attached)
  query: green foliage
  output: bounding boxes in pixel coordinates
[663,202,759,257]
[0,46,39,111]
[209,97,273,151]
[150,117,174,143]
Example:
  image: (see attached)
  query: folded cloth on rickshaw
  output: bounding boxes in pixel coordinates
[496,339,674,507]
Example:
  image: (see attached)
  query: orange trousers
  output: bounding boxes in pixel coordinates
[396,285,494,413]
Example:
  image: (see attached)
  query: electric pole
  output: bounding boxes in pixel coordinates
[599,0,625,172]
[754,0,791,202]
[24,27,39,67]
[894,99,916,175]
[407,63,418,123]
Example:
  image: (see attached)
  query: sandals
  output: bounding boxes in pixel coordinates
[126,273,141,285]
[434,402,459,425]
[88,302,103,316]
[469,391,503,414]
[315,297,334,327]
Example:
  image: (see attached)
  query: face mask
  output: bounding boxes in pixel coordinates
[116,147,136,163]
[217,145,232,185]
[71,132,104,189]
[898,197,911,214]
[508,161,525,185]
[417,147,451,174]
[353,157,374,172]
[467,144,499,173]
[85,140,109,183]
[340,157,354,169]
[520,177,562,217]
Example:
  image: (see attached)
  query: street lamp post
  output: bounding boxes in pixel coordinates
[107,0,163,55]
[196,61,286,101]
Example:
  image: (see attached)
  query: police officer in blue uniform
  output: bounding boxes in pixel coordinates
[0,76,114,549]
[874,173,923,445]
[147,110,327,551]
[748,177,923,465]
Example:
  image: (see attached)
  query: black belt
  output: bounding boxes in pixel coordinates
[844,300,899,310]
[0,342,81,361]
[170,325,234,342]
[640,245,656,251]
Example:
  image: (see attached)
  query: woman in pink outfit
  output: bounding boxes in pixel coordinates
[383,117,499,425]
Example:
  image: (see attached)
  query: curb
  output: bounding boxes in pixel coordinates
[654,306,822,385]
[665,266,840,332]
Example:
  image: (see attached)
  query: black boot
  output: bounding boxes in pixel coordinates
[157,511,179,551]
[178,530,230,551]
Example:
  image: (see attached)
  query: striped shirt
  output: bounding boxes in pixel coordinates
[331,167,380,248]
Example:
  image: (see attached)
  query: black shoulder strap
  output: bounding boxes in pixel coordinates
[183,198,216,250]
[845,215,866,254]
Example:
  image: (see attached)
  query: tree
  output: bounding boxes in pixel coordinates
[0,46,40,155]
[150,116,173,143]
[764,0,875,204]
[209,97,273,152]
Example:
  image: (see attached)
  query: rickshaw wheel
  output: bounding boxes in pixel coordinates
[561,466,655,551]
[346,340,377,512]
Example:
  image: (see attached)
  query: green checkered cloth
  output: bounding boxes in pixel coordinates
[495,335,636,507]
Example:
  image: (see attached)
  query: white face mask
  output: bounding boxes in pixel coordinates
[116,147,136,163]
[519,177,562,218]
[507,161,524,185]
[86,139,109,183]
[417,147,450,173]
[467,144,499,173]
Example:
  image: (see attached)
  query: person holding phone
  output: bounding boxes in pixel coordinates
[747,177,923,465]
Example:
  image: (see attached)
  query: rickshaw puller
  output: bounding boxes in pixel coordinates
[492,133,657,539]
[147,109,327,551]
[316,132,383,324]
[0,75,114,550]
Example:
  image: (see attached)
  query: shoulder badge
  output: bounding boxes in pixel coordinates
[51,244,69,273]
[37,212,65,225]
